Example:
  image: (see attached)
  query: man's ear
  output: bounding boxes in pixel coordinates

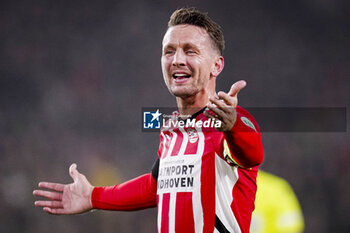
[210,56,224,78]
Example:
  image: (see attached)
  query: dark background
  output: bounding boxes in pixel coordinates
[0,0,349,232]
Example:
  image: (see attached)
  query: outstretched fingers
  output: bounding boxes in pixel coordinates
[35,200,63,208]
[34,163,94,215]
[33,182,65,212]
[38,182,65,192]
[33,189,63,201]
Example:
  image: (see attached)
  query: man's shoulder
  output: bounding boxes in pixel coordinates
[236,106,253,117]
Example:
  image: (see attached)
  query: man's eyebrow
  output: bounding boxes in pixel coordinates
[163,43,199,50]
[183,43,199,50]
[163,44,176,50]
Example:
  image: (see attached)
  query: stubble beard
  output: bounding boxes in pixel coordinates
[169,85,200,99]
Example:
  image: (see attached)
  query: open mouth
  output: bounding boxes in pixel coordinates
[172,73,191,82]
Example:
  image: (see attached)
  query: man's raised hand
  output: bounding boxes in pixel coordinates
[204,80,246,131]
[33,163,94,215]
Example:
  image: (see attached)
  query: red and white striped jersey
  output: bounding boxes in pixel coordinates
[154,106,263,233]
[91,106,263,233]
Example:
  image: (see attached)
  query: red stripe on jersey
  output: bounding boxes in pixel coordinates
[175,192,195,233]
[231,167,258,233]
[161,193,170,233]
[171,129,183,157]
[158,134,165,160]
[201,144,216,233]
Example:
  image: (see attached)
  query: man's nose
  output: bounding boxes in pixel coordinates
[172,50,186,67]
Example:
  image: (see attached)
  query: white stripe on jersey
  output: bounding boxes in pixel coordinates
[193,126,204,233]
[160,132,167,159]
[166,129,177,158]
[215,153,241,233]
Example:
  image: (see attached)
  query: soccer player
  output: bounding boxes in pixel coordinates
[33,8,264,233]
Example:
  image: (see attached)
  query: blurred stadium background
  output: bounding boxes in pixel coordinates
[0,0,349,232]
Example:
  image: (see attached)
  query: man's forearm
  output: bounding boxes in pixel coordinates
[91,172,157,211]
[224,107,264,168]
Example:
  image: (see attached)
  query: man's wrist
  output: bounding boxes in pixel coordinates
[88,186,95,210]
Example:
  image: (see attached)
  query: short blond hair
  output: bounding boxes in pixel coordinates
[168,8,225,55]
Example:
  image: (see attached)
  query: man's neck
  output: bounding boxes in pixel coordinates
[176,91,213,116]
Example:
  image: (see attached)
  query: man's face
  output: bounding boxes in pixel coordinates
[161,24,221,98]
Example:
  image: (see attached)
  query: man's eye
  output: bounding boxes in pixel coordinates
[186,50,195,54]
[164,50,174,55]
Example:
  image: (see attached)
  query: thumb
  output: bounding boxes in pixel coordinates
[228,80,246,97]
[69,163,79,182]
